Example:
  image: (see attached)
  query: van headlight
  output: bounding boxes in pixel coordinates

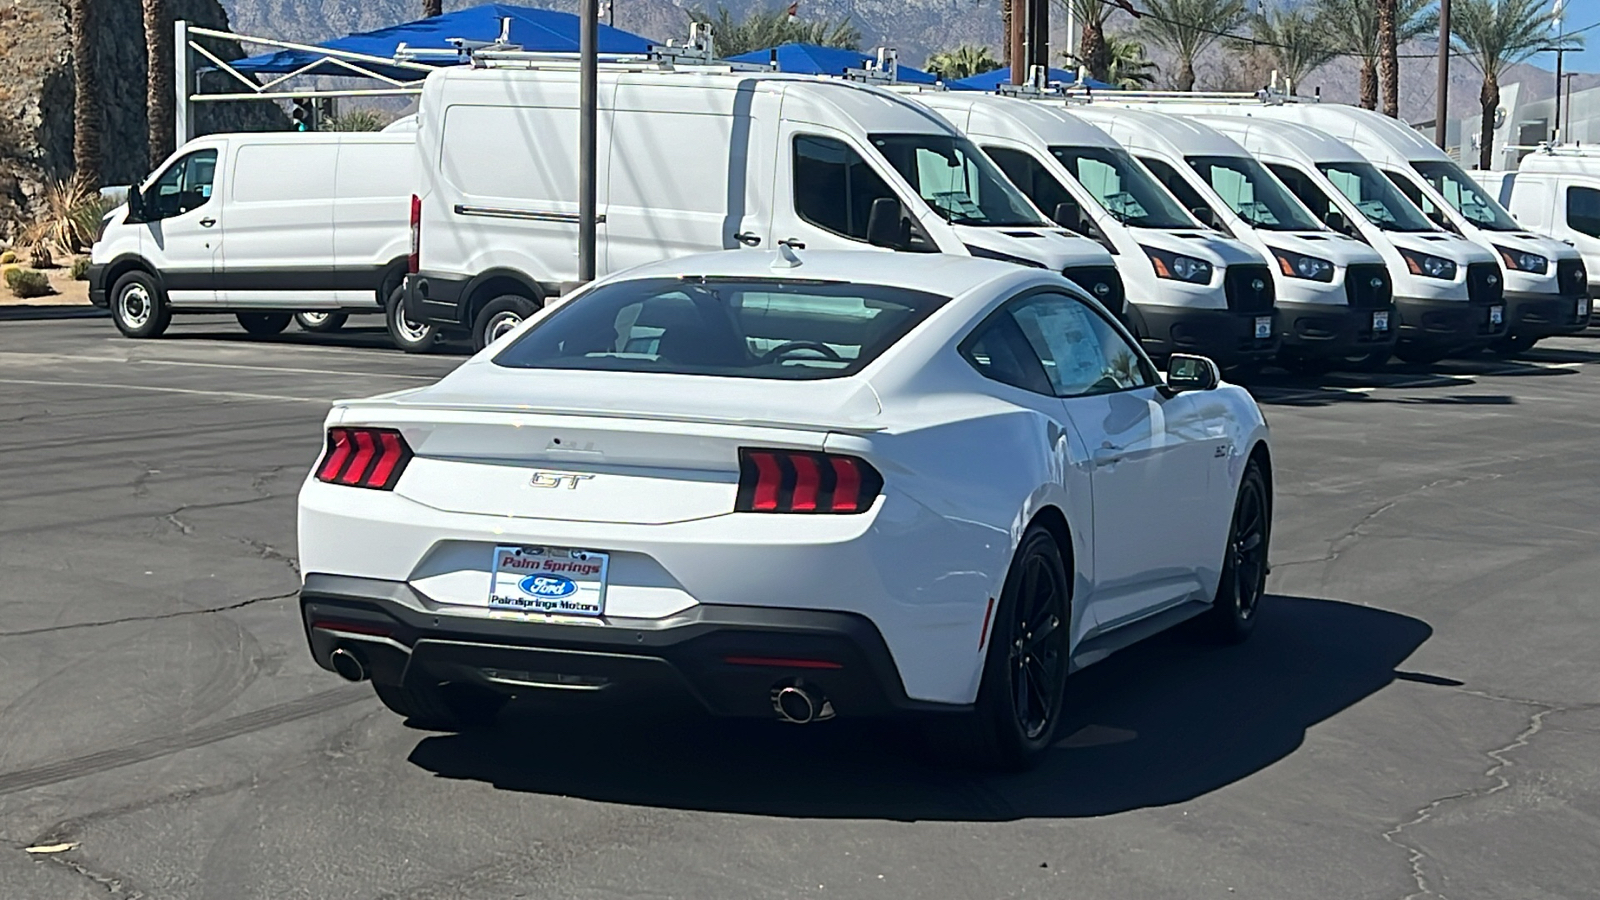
[1399,249,1458,280]
[1142,247,1213,284]
[1494,245,1548,274]
[1270,248,1335,282]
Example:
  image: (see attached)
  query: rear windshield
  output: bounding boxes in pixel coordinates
[1186,155,1321,231]
[493,277,951,380]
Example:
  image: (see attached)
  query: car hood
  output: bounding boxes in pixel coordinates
[954,224,1115,270]
[1259,232,1385,267]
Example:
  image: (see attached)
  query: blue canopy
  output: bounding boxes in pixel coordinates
[949,66,1116,91]
[728,43,939,85]
[224,4,654,78]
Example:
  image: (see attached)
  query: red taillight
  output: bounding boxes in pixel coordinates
[408,194,421,274]
[315,427,412,490]
[735,448,882,514]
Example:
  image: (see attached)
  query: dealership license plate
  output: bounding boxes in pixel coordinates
[1373,311,1390,332]
[1580,298,1591,318]
[1490,305,1504,326]
[489,545,608,616]
[1254,316,1272,339]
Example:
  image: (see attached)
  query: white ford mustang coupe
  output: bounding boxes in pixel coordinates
[298,249,1272,770]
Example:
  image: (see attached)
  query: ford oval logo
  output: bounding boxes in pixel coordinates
[520,574,577,598]
[1093,282,1111,296]
[1251,278,1266,292]
[1488,274,1499,285]
[1370,277,1385,289]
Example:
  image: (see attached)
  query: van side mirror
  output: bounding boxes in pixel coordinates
[1325,209,1351,234]
[866,197,904,249]
[125,185,147,224]
[1165,353,1220,393]
[1191,205,1222,230]
[1051,201,1080,230]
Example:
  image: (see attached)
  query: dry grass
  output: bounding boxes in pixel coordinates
[23,177,113,256]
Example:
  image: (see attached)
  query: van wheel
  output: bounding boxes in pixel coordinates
[473,294,539,352]
[1394,343,1451,365]
[236,313,292,336]
[110,271,171,339]
[385,286,437,353]
[295,311,348,333]
[1489,334,1538,357]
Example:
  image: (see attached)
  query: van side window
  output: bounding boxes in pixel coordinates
[1266,163,1350,234]
[1567,186,1600,238]
[1384,169,1458,233]
[1141,156,1224,233]
[792,135,899,242]
[983,146,1104,243]
[148,149,218,220]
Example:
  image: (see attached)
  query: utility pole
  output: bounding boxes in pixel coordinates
[1552,0,1565,142]
[1009,0,1026,83]
[1435,0,1451,149]
[1028,0,1049,72]
[579,0,598,282]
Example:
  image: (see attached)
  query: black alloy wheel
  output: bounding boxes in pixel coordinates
[1205,458,1270,643]
[1006,545,1069,742]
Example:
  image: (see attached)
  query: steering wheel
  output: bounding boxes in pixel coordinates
[763,341,842,363]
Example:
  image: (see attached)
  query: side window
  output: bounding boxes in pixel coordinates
[1142,156,1222,232]
[147,149,218,220]
[984,146,1102,242]
[1384,169,1455,232]
[1267,163,1346,232]
[1567,186,1600,238]
[792,134,898,242]
[962,292,1154,398]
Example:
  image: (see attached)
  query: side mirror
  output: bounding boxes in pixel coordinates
[1051,200,1081,230]
[1165,353,1220,392]
[1325,209,1350,234]
[124,185,146,224]
[1190,205,1222,230]
[866,197,903,249]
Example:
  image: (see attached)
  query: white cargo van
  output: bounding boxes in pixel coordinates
[903,92,1280,367]
[1185,115,1502,364]
[89,132,420,344]
[1473,148,1600,299]
[401,64,1121,351]
[1069,107,1398,368]
[1203,102,1589,354]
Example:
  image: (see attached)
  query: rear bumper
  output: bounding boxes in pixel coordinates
[1275,300,1398,357]
[403,273,470,331]
[86,264,110,307]
[1129,305,1279,365]
[1501,290,1591,338]
[1394,296,1507,350]
[300,573,960,718]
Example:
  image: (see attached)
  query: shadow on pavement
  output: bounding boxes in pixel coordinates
[407,595,1431,821]
[0,305,107,321]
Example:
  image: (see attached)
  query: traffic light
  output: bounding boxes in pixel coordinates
[291,97,315,132]
[315,97,336,129]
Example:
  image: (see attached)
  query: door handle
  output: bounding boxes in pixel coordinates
[734,231,761,247]
[1093,442,1125,467]
[199,217,216,227]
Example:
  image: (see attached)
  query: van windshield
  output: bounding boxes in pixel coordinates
[1050,145,1194,228]
[870,134,1048,227]
[1316,161,1435,231]
[493,277,951,380]
[1186,155,1321,231]
[1411,160,1521,231]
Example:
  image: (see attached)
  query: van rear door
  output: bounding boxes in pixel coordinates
[222,141,338,309]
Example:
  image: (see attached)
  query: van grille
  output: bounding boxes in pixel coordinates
[1466,262,1504,305]
[1344,264,1393,309]
[1557,258,1588,298]
[1064,266,1127,321]
[1224,264,1275,314]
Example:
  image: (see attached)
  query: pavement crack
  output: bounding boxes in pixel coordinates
[0,590,299,639]
[1275,476,1475,574]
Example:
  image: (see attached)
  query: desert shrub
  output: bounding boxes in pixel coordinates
[69,256,91,280]
[5,268,51,298]
[24,177,113,255]
[28,242,53,268]
[328,108,389,131]
[0,250,14,265]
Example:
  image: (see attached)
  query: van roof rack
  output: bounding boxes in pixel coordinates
[1060,86,1301,106]
[394,22,768,73]
[841,47,902,85]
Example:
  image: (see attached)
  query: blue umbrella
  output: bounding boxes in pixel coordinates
[221,4,654,80]
[728,43,940,85]
[949,66,1117,91]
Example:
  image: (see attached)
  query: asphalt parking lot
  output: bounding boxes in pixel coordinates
[2,311,1598,899]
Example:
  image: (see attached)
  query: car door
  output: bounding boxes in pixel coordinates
[138,148,221,306]
[1006,290,1218,630]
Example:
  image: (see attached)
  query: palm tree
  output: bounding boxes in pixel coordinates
[1235,4,1337,91]
[144,0,172,170]
[692,5,861,57]
[1102,33,1158,88]
[1376,0,1398,117]
[1058,0,1118,81]
[1002,0,1014,64]
[1452,0,1575,168]
[926,45,1003,80]
[1136,0,1247,91]
[1320,0,1437,110]
[423,0,442,17]
[69,0,102,186]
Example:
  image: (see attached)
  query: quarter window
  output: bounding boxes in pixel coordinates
[1567,186,1600,238]
[963,291,1155,397]
[147,149,218,220]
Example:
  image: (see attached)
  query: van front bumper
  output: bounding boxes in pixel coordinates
[403,273,470,331]
[1275,301,1398,357]
[1394,296,1507,351]
[86,264,110,307]
[1502,290,1591,339]
[1128,305,1279,366]
[300,573,957,719]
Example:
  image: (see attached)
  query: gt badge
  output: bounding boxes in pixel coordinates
[529,471,595,489]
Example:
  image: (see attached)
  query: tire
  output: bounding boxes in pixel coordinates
[385,285,437,353]
[1394,343,1451,365]
[1203,457,1270,644]
[1488,334,1538,357]
[236,312,292,336]
[295,311,348,333]
[109,270,171,339]
[1342,348,1392,372]
[928,525,1071,771]
[472,294,540,352]
[373,680,506,731]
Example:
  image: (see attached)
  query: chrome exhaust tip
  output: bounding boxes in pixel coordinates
[330,647,368,683]
[773,683,833,724]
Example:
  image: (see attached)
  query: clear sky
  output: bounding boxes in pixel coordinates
[1536,0,1600,73]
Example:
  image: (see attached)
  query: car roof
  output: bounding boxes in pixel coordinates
[911,93,1122,148]
[1071,106,1251,158]
[1193,114,1365,164]
[594,249,1051,298]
